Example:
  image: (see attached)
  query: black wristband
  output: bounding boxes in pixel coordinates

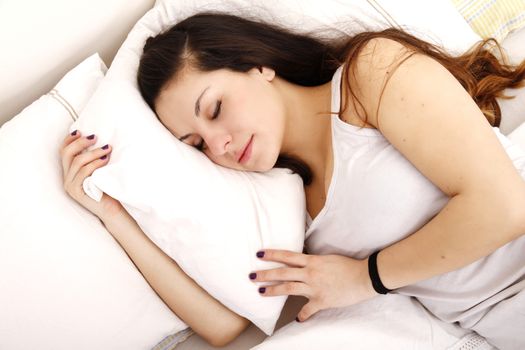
[368,250,393,295]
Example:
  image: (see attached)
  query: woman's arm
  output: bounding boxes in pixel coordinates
[59,128,249,346]
[350,38,525,289]
[103,211,251,347]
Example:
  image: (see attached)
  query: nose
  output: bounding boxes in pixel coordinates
[204,131,232,157]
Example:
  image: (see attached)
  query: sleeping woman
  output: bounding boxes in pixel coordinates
[59,13,525,349]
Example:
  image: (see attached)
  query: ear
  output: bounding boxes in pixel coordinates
[260,66,276,81]
[250,66,275,81]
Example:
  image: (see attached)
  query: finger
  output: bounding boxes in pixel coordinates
[256,249,308,267]
[258,281,311,298]
[250,267,306,283]
[66,153,111,198]
[61,129,81,147]
[60,130,88,158]
[296,302,321,322]
[60,131,82,171]
[66,144,111,188]
[64,143,112,186]
[61,133,97,175]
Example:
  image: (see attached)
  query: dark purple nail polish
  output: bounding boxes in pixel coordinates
[256,251,265,258]
[70,130,77,136]
[295,317,301,322]
[102,144,109,150]
[87,134,95,140]
[100,155,107,160]
[259,287,266,294]
[249,273,257,280]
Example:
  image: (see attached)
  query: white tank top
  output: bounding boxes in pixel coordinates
[305,65,525,327]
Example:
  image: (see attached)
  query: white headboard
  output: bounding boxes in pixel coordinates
[0,0,155,126]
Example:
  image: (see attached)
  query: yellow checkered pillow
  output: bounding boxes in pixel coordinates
[452,0,525,41]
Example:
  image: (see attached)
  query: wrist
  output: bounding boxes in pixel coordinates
[367,250,394,295]
[361,258,378,297]
[100,209,135,234]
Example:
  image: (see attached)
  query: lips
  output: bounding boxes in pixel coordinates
[237,135,253,163]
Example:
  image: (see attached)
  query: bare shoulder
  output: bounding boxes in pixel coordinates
[356,37,412,71]
[343,35,525,206]
[345,37,418,128]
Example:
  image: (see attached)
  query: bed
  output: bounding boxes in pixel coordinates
[1,1,524,349]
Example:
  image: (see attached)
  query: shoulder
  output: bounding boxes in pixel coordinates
[355,37,413,70]
[339,37,413,128]
[345,37,441,129]
[343,36,516,199]
[350,37,416,87]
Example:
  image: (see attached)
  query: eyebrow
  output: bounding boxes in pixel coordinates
[178,86,209,142]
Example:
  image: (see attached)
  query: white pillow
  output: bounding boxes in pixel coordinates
[499,85,525,135]
[251,294,492,350]
[71,6,306,337]
[153,0,482,55]
[0,54,187,350]
[509,122,525,152]
[498,27,525,135]
[373,0,482,54]
[70,0,482,336]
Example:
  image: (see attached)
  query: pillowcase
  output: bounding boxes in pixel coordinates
[452,0,525,42]
[251,294,491,350]
[499,83,525,135]
[70,0,483,336]
[0,53,187,350]
[367,0,483,55]
[153,0,482,54]
[508,121,525,151]
[498,27,525,135]
[71,7,306,337]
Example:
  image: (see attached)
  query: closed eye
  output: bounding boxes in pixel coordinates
[212,100,222,119]
[195,100,222,151]
[196,138,206,151]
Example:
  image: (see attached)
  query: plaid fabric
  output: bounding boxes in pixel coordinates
[452,0,525,41]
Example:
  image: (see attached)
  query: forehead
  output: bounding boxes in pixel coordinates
[155,68,229,136]
[159,67,243,103]
[157,68,216,110]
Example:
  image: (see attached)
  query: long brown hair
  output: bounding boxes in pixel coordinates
[138,13,525,186]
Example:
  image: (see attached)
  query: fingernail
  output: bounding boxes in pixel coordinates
[87,134,95,140]
[100,155,107,160]
[295,317,301,322]
[102,144,109,150]
[258,287,266,294]
[249,273,257,280]
[70,130,78,136]
[256,251,265,258]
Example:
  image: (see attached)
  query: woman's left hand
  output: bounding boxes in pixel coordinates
[250,249,378,322]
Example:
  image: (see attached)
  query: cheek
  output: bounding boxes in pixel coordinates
[246,85,283,124]
[205,150,238,168]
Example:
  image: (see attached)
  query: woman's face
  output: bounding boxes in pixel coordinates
[155,66,286,172]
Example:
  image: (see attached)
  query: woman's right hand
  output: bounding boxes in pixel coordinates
[60,130,125,224]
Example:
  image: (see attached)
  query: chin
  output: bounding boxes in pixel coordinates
[238,156,275,173]
[252,164,273,173]
[254,153,280,172]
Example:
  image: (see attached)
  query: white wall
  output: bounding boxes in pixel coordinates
[0,0,155,126]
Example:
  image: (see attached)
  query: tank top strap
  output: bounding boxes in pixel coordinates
[331,65,382,137]
[331,65,344,114]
